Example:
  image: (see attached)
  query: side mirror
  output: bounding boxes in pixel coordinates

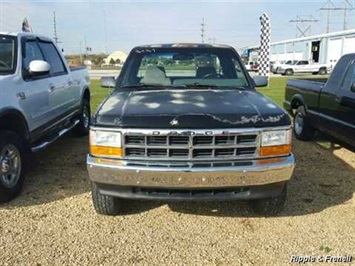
[101,76,116,88]
[29,60,50,76]
[351,82,355,93]
[253,75,268,87]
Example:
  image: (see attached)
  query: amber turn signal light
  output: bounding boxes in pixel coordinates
[90,146,123,157]
[260,144,291,157]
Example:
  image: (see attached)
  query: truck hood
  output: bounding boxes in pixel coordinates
[94,89,290,128]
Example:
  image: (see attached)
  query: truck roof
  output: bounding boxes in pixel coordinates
[133,43,234,49]
[0,31,53,42]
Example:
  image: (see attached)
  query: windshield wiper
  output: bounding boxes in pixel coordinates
[121,83,168,89]
[185,83,246,90]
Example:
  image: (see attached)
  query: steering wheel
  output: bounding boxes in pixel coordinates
[0,60,10,68]
[202,73,223,79]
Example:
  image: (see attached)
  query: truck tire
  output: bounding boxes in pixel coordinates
[73,98,90,136]
[293,106,315,140]
[250,183,287,216]
[91,183,121,215]
[318,68,327,75]
[0,131,27,203]
[285,69,294,76]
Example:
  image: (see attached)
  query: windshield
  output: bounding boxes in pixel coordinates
[119,47,249,89]
[0,35,17,75]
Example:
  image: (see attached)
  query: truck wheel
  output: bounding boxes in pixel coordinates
[250,184,287,216]
[73,98,90,136]
[285,69,294,76]
[318,68,327,75]
[293,106,315,140]
[91,183,121,215]
[0,131,27,203]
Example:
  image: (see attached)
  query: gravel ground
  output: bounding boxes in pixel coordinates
[0,133,354,265]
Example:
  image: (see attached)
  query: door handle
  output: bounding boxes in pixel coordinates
[49,85,56,92]
[335,96,341,103]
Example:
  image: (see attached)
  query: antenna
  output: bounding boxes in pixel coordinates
[289,15,319,37]
[200,18,205,43]
[53,12,61,44]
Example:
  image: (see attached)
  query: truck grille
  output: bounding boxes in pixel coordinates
[124,133,258,160]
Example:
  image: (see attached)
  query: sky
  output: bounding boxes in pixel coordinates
[0,0,354,55]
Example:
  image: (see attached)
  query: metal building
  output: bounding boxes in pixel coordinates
[243,29,355,68]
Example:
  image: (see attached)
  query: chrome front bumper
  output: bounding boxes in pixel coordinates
[87,154,295,188]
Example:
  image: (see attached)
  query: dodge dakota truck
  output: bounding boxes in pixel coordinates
[277,60,329,76]
[87,43,295,216]
[0,32,91,202]
[284,53,355,148]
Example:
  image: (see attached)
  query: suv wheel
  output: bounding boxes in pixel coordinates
[318,68,327,75]
[73,98,90,136]
[91,183,122,215]
[294,106,315,140]
[285,69,294,76]
[250,184,287,216]
[0,131,27,203]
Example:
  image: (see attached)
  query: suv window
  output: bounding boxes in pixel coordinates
[23,40,44,70]
[341,63,355,91]
[0,35,17,75]
[39,42,66,75]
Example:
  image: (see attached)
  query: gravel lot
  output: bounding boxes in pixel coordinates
[0,133,354,265]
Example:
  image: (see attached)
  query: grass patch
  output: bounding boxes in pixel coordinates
[256,77,289,107]
[319,244,332,253]
[90,79,111,112]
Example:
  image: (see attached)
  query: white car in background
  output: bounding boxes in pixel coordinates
[276,60,330,76]
[271,60,296,74]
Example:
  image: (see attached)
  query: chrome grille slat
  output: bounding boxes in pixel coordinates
[124,132,259,160]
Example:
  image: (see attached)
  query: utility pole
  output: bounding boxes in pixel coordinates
[289,15,319,37]
[79,41,83,65]
[208,37,216,44]
[320,0,340,33]
[200,18,205,43]
[341,0,354,30]
[53,12,61,45]
[102,7,108,54]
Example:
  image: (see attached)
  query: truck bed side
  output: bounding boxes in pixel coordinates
[284,78,326,114]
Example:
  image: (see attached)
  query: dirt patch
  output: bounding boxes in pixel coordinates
[0,134,354,265]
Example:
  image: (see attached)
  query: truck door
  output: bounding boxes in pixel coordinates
[332,60,355,147]
[319,57,355,147]
[20,38,51,132]
[38,40,75,119]
[295,60,307,73]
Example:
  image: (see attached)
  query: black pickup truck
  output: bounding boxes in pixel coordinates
[284,53,355,148]
[87,43,295,216]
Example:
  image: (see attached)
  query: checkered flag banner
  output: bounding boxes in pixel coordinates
[258,13,270,78]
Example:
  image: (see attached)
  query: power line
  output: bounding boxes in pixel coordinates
[289,15,319,37]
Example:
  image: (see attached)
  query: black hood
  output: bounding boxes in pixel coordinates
[94,89,290,128]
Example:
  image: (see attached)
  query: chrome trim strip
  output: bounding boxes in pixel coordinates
[307,110,355,130]
[87,154,295,188]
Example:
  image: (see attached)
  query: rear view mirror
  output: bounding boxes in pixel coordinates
[351,82,355,93]
[29,60,50,76]
[101,76,116,88]
[173,53,194,61]
[253,75,268,87]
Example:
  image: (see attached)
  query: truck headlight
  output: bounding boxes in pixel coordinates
[260,129,292,156]
[89,130,123,157]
